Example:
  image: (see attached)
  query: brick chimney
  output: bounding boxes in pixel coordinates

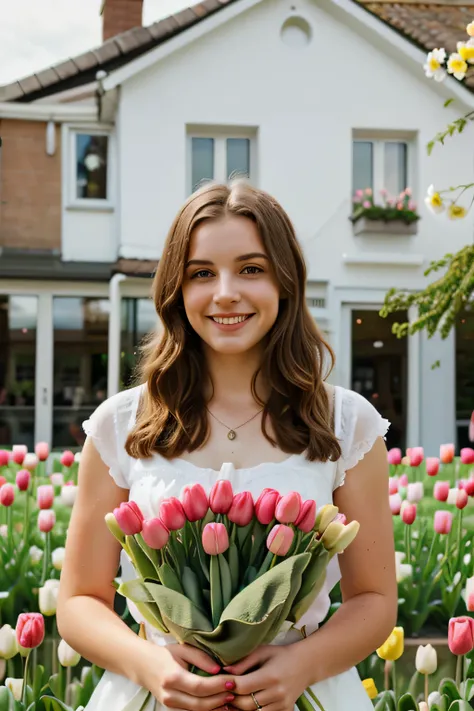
[102,0,143,41]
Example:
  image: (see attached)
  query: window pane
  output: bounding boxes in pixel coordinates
[53,297,109,449]
[76,134,108,200]
[121,298,160,388]
[352,141,373,193]
[0,296,37,449]
[227,138,250,180]
[456,308,474,450]
[191,138,214,191]
[384,142,407,196]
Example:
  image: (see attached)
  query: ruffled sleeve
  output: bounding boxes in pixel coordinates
[82,387,142,489]
[333,388,390,490]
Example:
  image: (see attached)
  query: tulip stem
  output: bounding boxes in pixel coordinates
[40,531,51,587]
[21,650,31,705]
[456,509,463,568]
[456,654,463,688]
[424,674,428,702]
[392,662,397,700]
[23,491,30,548]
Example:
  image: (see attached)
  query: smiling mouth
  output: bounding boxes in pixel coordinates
[208,314,254,325]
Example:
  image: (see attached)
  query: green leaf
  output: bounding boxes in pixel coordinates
[289,544,330,621]
[227,542,239,595]
[118,578,155,603]
[32,665,45,701]
[38,697,75,711]
[158,563,184,595]
[144,581,213,632]
[0,686,15,711]
[448,702,473,711]
[126,536,158,580]
[397,692,417,711]
[439,678,462,702]
[182,566,207,613]
[210,555,223,628]
[444,98,455,108]
[219,554,232,610]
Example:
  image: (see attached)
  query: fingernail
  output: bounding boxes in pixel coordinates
[212,665,221,675]
[225,681,235,690]
[226,695,235,702]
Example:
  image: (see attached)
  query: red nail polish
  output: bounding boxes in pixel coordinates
[225,681,235,690]
[212,665,221,675]
[226,695,235,702]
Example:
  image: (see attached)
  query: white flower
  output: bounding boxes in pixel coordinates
[83,153,101,172]
[0,624,18,659]
[60,485,78,508]
[52,547,66,571]
[463,553,471,566]
[447,52,468,80]
[38,579,60,616]
[424,185,445,214]
[50,473,64,487]
[74,452,81,463]
[415,644,437,675]
[5,678,23,701]
[0,525,7,538]
[22,453,38,471]
[424,48,447,81]
[29,545,43,564]
[447,487,460,505]
[395,551,413,583]
[81,666,91,684]
[462,575,474,611]
[428,691,442,708]
[453,571,462,587]
[407,482,424,503]
[57,639,81,667]
[457,39,474,64]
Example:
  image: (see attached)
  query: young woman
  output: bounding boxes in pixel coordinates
[57,182,397,711]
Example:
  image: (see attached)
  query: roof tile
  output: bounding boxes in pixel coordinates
[18,74,42,95]
[173,7,200,28]
[0,82,25,101]
[92,38,122,64]
[35,67,62,89]
[114,26,153,53]
[54,59,80,81]
[74,51,100,73]
[147,16,181,40]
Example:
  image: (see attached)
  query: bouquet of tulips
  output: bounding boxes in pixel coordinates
[105,464,360,711]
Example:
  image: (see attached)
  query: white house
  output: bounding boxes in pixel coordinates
[0,0,472,454]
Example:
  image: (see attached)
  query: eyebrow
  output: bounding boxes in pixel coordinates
[185,252,269,268]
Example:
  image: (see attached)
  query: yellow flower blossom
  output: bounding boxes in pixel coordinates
[467,21,474,37]
[424,185,445,215]
[448,204,467,220]
[376,627,404,661]
[423,48,446,81]
[447,53,468,80]
[458,41,474,63]
[362,679,378,699]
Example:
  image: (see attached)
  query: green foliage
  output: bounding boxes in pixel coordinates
[351,205,419,225]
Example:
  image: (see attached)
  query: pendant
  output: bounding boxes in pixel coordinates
[227,430,236,441]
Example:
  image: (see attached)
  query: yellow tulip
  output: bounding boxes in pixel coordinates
[362,678,378,699]
[314,504,338,534]
[376,627,404,661]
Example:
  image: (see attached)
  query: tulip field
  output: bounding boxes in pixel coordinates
[0,445,474,710]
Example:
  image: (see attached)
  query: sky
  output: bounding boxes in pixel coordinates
[0,0,192,85]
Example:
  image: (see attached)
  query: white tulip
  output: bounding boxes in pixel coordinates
[5,678,23,701]
[0,525,7,538]
[464,554,472,567]
[419,703,429,711]
[52,547,66,571]
[57,639,81,667]
[50,473,64,487]
[428,691,442,708]
[29,545,43,564]
[81,665,91,684]
[463,576,474,611]
[415,644,437,675]
[394,552,413,582]
[0,658,5,681]
[39,579,60,616]
[60,485,78,507]
[407,482,424,503]
[74,452,81,464]
[22,453,38,471]
[447,487,459,505]
[0,624,18,659]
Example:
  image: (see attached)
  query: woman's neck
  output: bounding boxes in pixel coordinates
[203,345,267,407]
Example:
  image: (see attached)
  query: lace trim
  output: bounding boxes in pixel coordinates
[334,416,390,490]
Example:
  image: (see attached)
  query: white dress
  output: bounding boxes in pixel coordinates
[82,384,389,711]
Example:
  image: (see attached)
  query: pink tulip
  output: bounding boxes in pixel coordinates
[159,497,186,531]
[401,502,417,525]
[461,448,474,465]
[0,484,15,507]
[209,480,233,514]
[0,476,6,488]
[426,457,440,476]
[434,481,449,502]
[113,501,144,535]
[408,447,424,467]
[275,491,302,524]
[387,448,402,466]
[12,445,27,465]
[456,489,469,510]
[434,510,453,534]
[334,512,347,525]
[227,492,254,527]
[16,469,31,492]
[388,477,399,495]
[16,612,45,649]
[255,488,280,524]
[440,444,455,464]
[295,499,317,533]
[407,482,424,503]
[464,479,474,497]
[35,442,50,462]
[38,509,56,533]
[389,493,402,515]
[37,485,54,510]
[0,450,9,467]
[142,518,170,549]
[182,483,208,521]
[267,524,294,556]
[448,616,474,655]
[202,522,229,555]
[399,473,409,487]
[60,450,75,468]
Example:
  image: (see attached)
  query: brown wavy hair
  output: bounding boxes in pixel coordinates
[126,181,341,462]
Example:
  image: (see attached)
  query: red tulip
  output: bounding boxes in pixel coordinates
[37,485,54,510]
[159,497,186,530]
[35,442,50,462]
[426,457,440,477]
[38,510,56,533]
[461,448,474,465]
[255,488,280,524]
[12,445,27,466]
[434,510,453,535]
[182,483,208,521]
[202,522,229,555]
[0,484,15,507]
[227,492,254,527]
[456,489,469,510]
[16,469,31,492]
[275,491,302,524]
[60,450,75,468]
[142,518,169,549]
[16,612,45,649]
[295,499,317,532]
[434,481,449,502]
[440,444,455,464]
[267,524,294,556]
[448,616,474,655]
[401,502,417,525]
[0,476,6,488]
[209,480,233,514]
[387,448,402,465]
[464,479,474,497]
[113,501,144,535]
[0,450,9,467]
[389,493,402,515]
[408,447,424,467]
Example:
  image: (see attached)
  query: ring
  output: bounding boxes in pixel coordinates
[251,692,262,710]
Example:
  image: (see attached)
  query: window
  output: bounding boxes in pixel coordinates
[121,298,160,388]
[189,131,254,192]
[352,137,410,197]
[456,307,474,450]
[68,129,112,205]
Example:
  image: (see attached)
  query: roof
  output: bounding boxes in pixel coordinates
[2,0,474,102]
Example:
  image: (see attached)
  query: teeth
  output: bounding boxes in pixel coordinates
[213,315,248,325]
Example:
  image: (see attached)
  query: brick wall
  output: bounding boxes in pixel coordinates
[0,119,61,250]
[103,0,143,41]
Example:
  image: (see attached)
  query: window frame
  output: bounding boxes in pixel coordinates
[186,126,258,194]
[64,125,115,210]
[352,132,416,200]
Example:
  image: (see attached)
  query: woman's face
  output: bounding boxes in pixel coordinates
[182,215,280,356]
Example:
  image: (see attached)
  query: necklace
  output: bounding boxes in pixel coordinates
[206,407,264,440]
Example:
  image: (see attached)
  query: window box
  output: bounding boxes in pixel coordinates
[352,216,418,236]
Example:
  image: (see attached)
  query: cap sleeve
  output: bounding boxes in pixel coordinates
[333,389,390,490]
[82,387,141,489]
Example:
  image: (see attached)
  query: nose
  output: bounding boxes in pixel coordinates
[213,273,241,305]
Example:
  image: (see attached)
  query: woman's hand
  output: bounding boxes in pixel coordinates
[136,642,237,710]
[224,644,311,711]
